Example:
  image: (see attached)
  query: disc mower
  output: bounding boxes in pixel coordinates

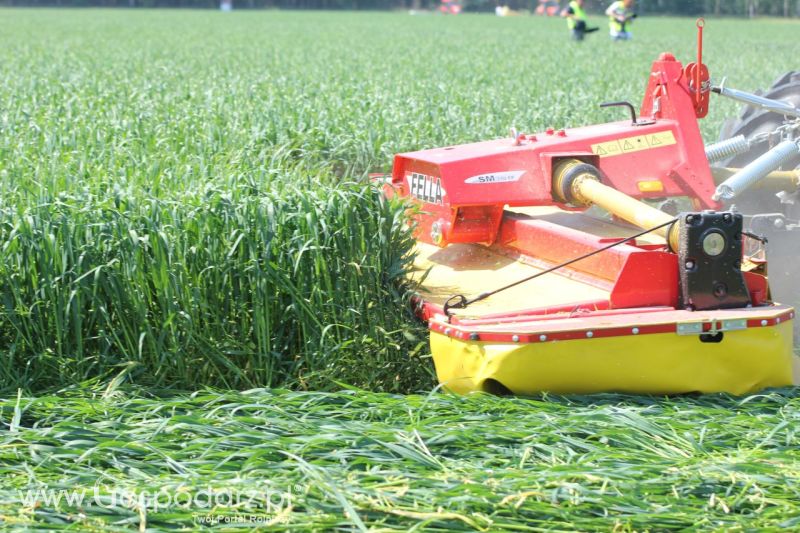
[380,20,799,395]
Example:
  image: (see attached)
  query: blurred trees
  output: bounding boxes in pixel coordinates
[1,0,799,16]
[641,0,798,16]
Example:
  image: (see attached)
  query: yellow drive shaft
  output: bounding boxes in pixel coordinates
[553,158,679,250]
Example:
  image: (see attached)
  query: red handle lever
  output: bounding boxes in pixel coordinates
[695,18,705,107]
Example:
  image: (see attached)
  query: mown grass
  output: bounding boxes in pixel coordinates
[1,386,799,530]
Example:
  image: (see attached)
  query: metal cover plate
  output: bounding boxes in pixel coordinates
[676,318,748,335]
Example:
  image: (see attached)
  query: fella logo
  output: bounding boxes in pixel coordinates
[407,172,445,205]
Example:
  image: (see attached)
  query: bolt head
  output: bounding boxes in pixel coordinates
[702,231,726,257]
[430,221,443,245]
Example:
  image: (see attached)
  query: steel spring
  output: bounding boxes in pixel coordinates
[713,140,800,201]
[704,135,750,163]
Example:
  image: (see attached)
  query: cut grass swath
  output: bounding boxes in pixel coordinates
[1,387,799,530]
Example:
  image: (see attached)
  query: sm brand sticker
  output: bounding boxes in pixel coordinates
[465,170,525,184]
[407,172,445,205]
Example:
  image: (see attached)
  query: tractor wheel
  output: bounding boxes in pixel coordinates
[716,73,800,329]
[717,71,800,169]
[715,71,800,216]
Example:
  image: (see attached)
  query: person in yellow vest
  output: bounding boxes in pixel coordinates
[561,0,598,41]
[606,0,637,40]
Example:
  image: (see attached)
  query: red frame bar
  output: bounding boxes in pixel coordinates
[428,309,795,344]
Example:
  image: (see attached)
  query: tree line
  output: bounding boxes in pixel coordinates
[1,0,799,16]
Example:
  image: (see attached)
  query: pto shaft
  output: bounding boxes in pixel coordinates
[553,159,679,250]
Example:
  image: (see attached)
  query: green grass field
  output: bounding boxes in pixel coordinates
[1,8,799,531]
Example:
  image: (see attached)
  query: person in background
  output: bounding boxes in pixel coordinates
[561,0,598,41]
[606,0,637,40]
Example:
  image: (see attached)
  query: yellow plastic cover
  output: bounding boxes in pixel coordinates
[431,321,796,396]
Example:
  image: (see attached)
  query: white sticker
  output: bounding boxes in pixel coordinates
[465,171,525,184]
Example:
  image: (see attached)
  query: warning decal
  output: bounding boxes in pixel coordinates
[591,130,677,158]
